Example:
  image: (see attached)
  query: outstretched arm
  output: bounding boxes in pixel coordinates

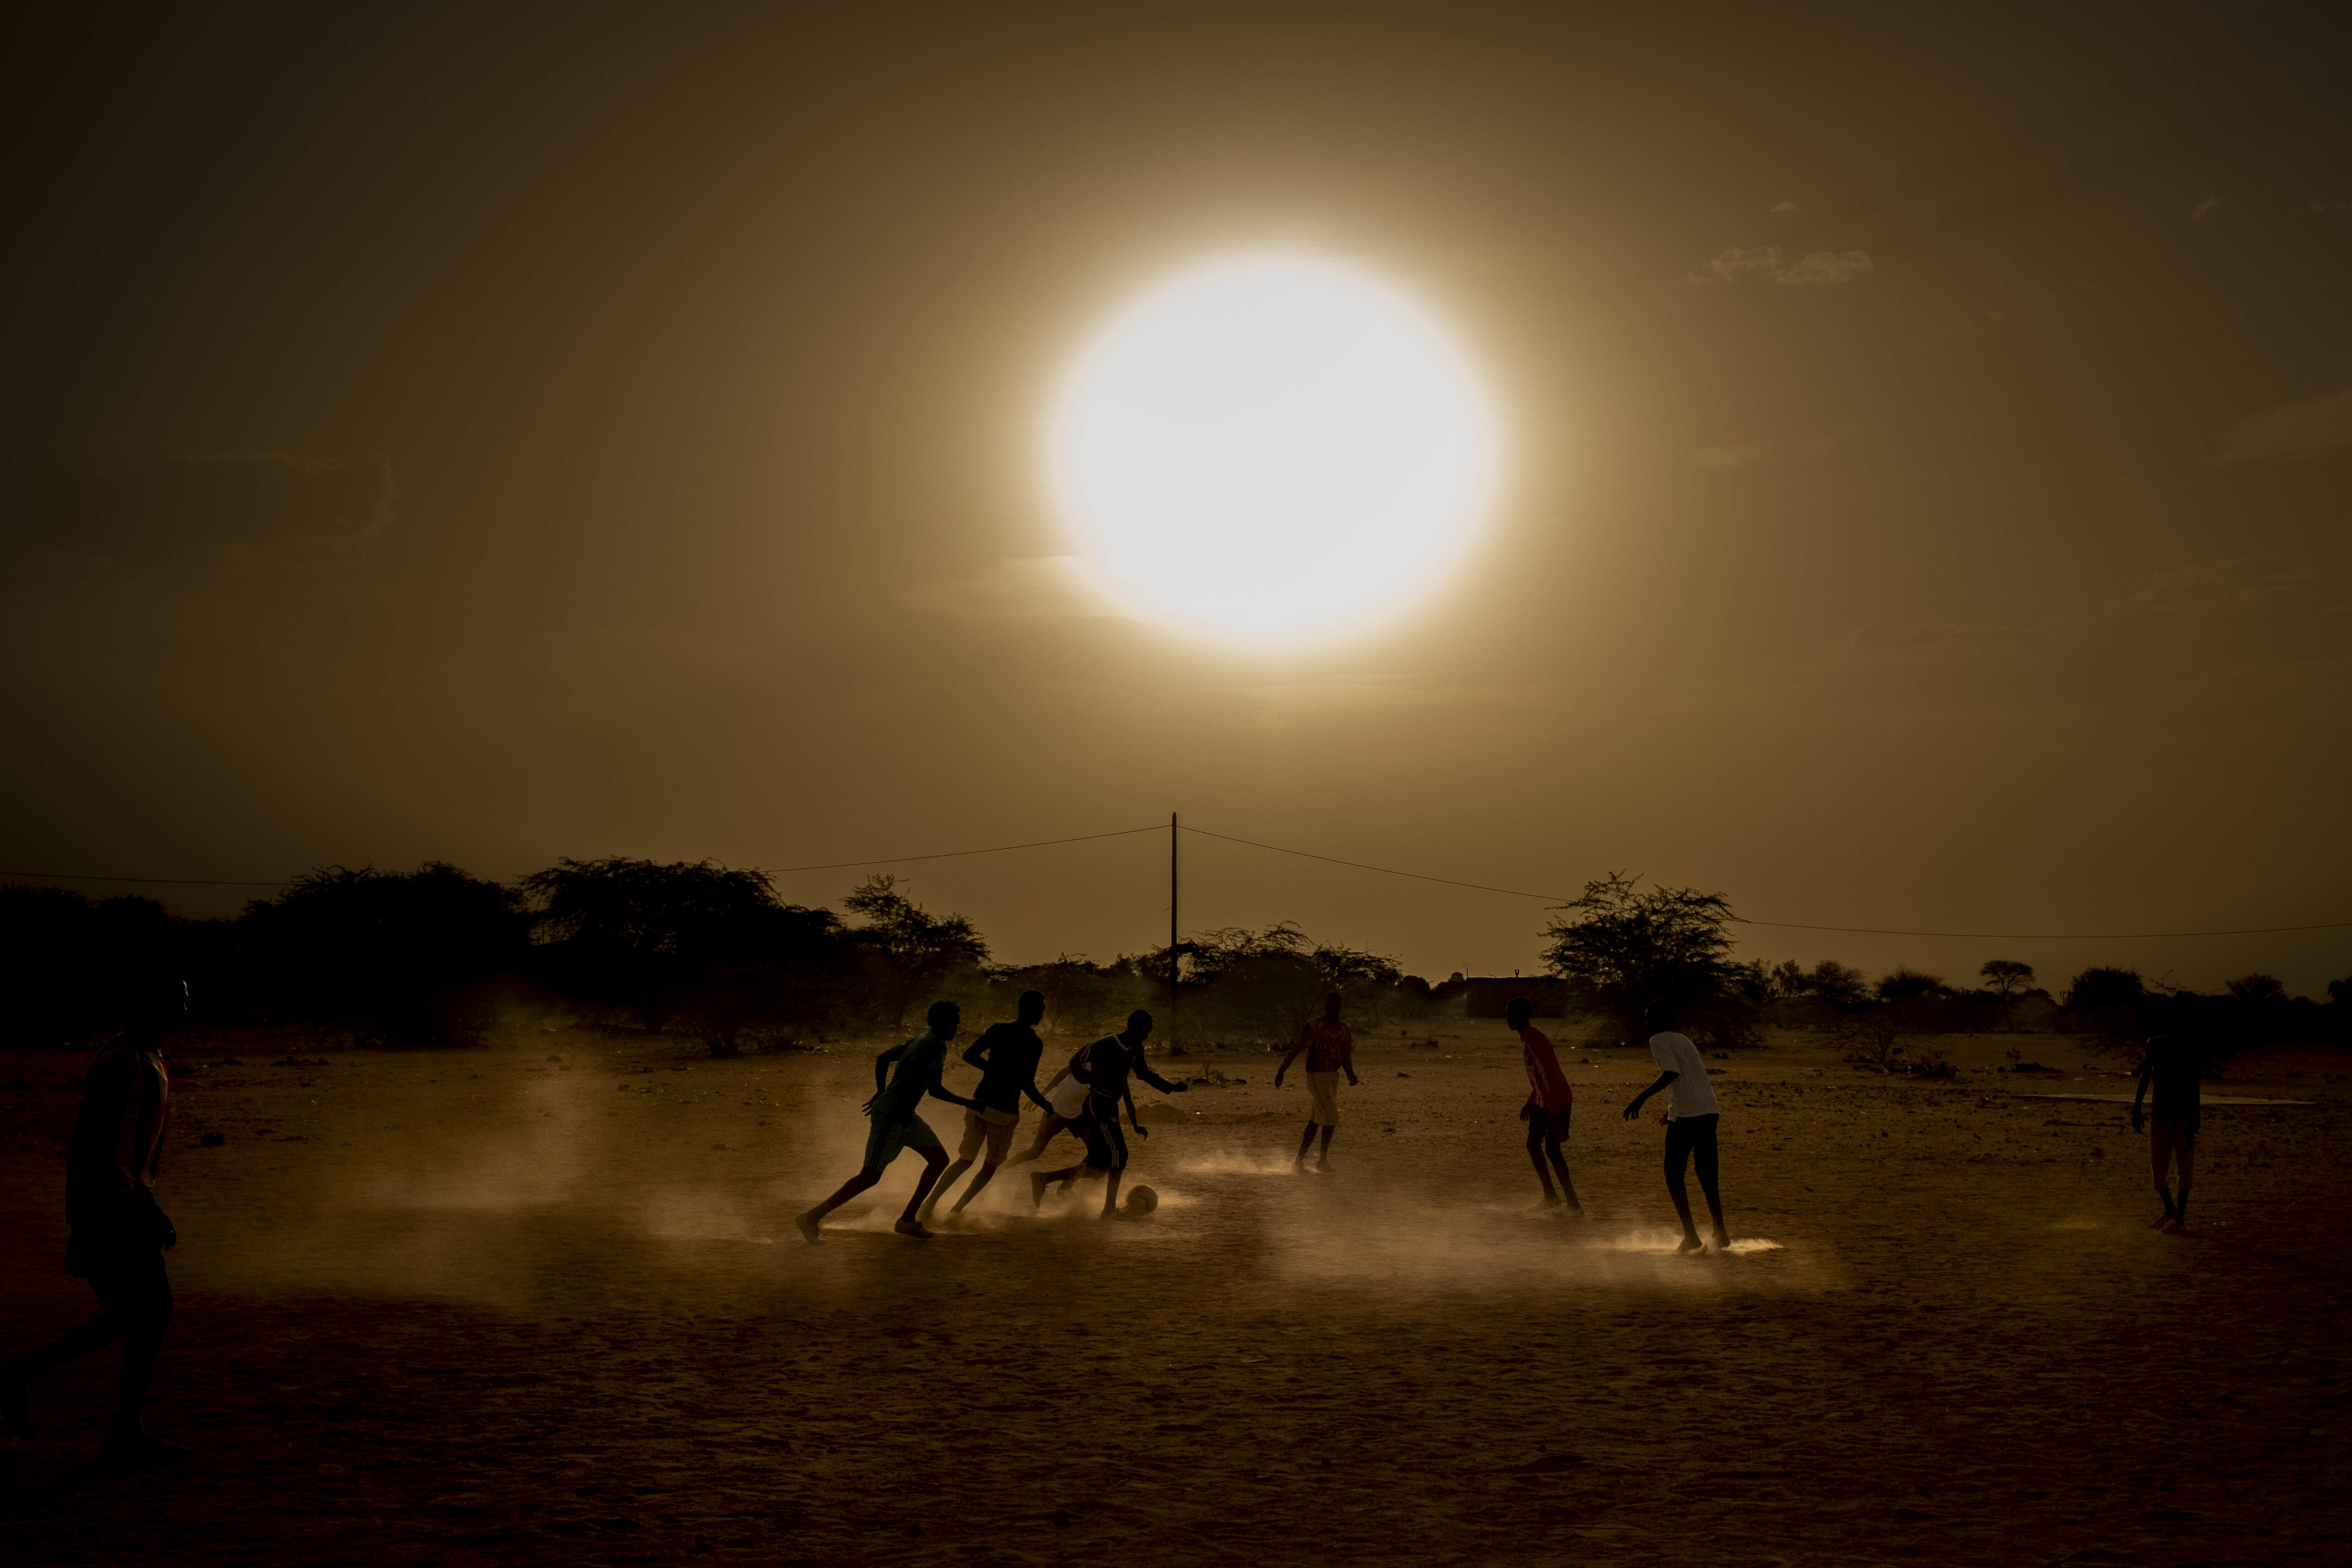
[1624,1069,1677,1121]
[1132,1057,1186,1097]
[1021,1062,1054,1114]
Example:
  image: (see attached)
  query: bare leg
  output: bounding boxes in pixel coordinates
[1030,1164,1084,1207]
[2149,1121,2180,1225]
[897,1149,949,1236]
[1101,1165,1124,1217]
[920,1157,974,1220]
[1316,1124,1335,1169]
[797,1168,880,1242]
[1294,1120,1316,1169]
[1665,1128,1703,1250]
[950,1161,1000,1213]
[1692,1125,1727,1247]
[1005,1115,1067,1167]
[1527,1118,1561,1204]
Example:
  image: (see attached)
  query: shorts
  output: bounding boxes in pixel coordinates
[1524,1102,1570,1142]
[863,1111,942,1170]
[958,1106,1018,1163]
[1306,1070,1342,1126]
[1079,1102,1129,1171]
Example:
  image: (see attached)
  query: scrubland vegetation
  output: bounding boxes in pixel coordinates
[4,862,2344,1060]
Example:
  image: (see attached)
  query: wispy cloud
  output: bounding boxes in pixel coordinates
[1696,245,1873,287]
[1774,250,1874,286]
[2208,388,2352,465]
[2190,196,2223,221]
[1769,200,1798,215]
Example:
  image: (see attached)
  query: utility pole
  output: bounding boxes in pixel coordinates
[1168,811,1179,1049]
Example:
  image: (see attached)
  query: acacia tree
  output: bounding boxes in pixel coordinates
[1980,959,2035,1031]
[842,874,989,1029]
[1538,873,1747,1044]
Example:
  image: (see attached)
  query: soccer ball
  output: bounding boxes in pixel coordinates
[1124,1184,1159,1215]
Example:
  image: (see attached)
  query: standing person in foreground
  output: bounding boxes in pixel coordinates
[1028,1010,1187,1218]
[2132,1034,2201,1232]
[1623,1000,1728,1254]
[920,989,1054,1222]
[1508,997,1581,1215]
[2,976,188,1471]
[796,1000,980,1243]
[1275,991,1358,1173]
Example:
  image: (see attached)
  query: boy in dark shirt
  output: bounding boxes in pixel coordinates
[2132,1034,2202,1232]
[795,1000,980,1243]
[920,989,1053,1221]
[1028,1010,1186,1218]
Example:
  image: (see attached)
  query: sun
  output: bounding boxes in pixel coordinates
[1049,255,1499,644]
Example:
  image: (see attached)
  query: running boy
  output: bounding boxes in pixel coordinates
[1507,997,1581,1213]
[1275,992,1357,1172]
[1028,1010,1187,1218]
[1623,1000,1727,1253]
[796,1000,979,1243]
[2131,1034,2201,1232]
[920,990,1053,1220]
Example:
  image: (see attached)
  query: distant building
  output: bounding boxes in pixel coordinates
[1465,977,1569,1018]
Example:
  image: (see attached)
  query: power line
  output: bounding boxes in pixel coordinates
[758,824,1166,875]
[1178,825,1572,902]
[1176,825,2352,942]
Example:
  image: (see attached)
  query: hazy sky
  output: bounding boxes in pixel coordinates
[5,2,2348,992]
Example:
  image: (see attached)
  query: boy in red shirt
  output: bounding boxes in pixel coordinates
[1508,997,1581,1214]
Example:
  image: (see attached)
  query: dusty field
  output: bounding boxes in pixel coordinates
[3,1018,2348,1567]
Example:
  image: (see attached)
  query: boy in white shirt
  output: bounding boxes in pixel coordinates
[1622,1000,1728,1253]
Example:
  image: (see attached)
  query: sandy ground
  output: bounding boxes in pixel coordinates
[3,1019,2348,1567]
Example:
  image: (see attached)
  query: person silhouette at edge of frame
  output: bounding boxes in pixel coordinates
[1028,1010,1187,1218]
[2131,1033,2201,1233]
[1623,998,1729,1254]
[2,974,189,1472]
[1274,991,1357,1173]
[795,1000,980,1243]
[1508,997,1582,1216]
[920,989,1053,1222]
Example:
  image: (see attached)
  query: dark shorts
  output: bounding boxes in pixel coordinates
[1525,1104,1570,1142]
[1079,1102,1129,1171]
[1665,1113,1720,1191]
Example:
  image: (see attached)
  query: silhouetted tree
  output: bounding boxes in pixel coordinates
[841,874,988,1030]
[1540,874,1753,1045]
[1801,959,1872,1008]
[2061,965,2147,1044]
[0,887,206,1046]
[240,863,529,1046]
[523,858,843,1044]
[1979,959,2034,1031]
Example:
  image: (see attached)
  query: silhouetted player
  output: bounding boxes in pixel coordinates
[1508,997,1581,1214]
[1624,1001,1727,1253]
[1005,1034,1099,1172]
[1275,991,1357,1172]
[796,1000,979,1243]
[2132,1034,2201,1232]
[3,977,188,1471]
[920,989,1052,1220]
[1029,1010,1186,1218]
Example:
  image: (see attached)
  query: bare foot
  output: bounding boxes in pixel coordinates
[1533,1193,1563,1210]
[794,1211,823,1245]
[1712,1229,1732,1251]
[894,1218,935,1240]
[1315,1158,1334,1173]
[1677,1234,1705,1253]
[1029,1173,1049,1211]
[2162,1219,2188,1235]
